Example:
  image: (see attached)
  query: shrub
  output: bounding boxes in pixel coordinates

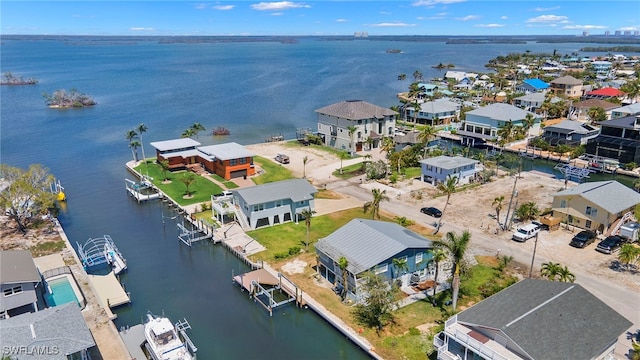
[288,246,301,255]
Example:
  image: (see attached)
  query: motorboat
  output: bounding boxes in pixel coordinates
[144,313,195,360]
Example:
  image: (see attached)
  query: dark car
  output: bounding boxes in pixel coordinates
[569,230,597,248]
[596,235,624,254]
[420,207,442,218]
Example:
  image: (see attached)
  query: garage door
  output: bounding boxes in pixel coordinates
[230,169,247,179]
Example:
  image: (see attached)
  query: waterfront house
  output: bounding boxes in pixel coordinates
[433,279,632,360]
[585,114,640,164]
[196,142,256,180]
[549,75,584,99]
[457,103,540,147]
[0,250,41,318]
[444,71,478,84]
[551,180,640,234]
[583,87,626,101]
[233,178,316,230]
[315,219,433,301]
[150,138,202,170]
[514,78,549,94]
[611,102,640,119]
[513,93,562,114]
[568,98,619,122]
[316,100,397,154]
[407,99,460,126]
[419,156,480,186]
[0,302,97,359]
[150,139,255,179]
[541,120,599,146]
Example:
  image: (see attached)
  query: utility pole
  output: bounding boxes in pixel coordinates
[503,175,519,230]
[528,232,539,278]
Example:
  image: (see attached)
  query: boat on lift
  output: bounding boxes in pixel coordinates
[144,312,196,360]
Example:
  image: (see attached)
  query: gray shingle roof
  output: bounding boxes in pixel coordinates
[456,279,632,360]
[0,250,40,284]
[420,99,459,114]
[149,138,201,152]
[234,179,316,205]
[572,98,619,110]
[315,219,433,274]
[197,142,255,161]
[600,114,638,129]
[315,100,397,120]
[543,120,596,135]
[466,103,536,122]
[551,75,582,85]
[0,303,96,359]
[418,155,478,170]
[554,180,640,214]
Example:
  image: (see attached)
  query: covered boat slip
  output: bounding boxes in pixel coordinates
[233,268,302,316]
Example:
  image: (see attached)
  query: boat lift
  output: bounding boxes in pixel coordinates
[554,163,593,184]
[77,235,127,275]
[177,222,212,247]
[175,318,198,358]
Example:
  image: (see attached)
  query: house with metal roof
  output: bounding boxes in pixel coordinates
[585,114,640,164]
[457,103,541,147]
[406,99,460,126]
[316,100,397,154]
[514,78,549,94]
[1,250,41,318]
[611,102,640,119]
[315,218,434,301]
[541,119,599,146]
[150,138,202,170]
[549,75,584,98]
[433,279,632,360]
[233,179,316,230]
[0,302,97,359]
[419,156,480,186]
[551,180,640,234]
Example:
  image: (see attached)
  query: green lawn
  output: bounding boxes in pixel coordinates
[283,140,356,158]
[252,156,295,185]
[210,174,239,189]
[246,207,394,262]
[332,162,365,179]
[134,163,222,206]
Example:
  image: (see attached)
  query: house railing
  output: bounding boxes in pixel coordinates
[446,328,509,360]
[41,266,72,280]
[611,211,633,236]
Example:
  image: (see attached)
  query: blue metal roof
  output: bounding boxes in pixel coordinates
[522,78,549,90]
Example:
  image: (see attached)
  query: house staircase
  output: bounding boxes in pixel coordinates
[186,163,206,175]
[605,211,633,237]
[233,205,250,230]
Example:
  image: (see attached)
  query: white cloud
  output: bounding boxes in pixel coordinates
[563,24,608,30]
[270,12,284,16]
[526,15,568,23]
[456,15,479,21]
[379,11,391,15]
[213,5,235,11]
[534,6,560,12]
[251,2,311,11]
[336,19,348,23]
[369,22,417,27]
[130,27,154,31]
[412,0,465,6]
[619,26,639,31]
[475,23,505,28]
[500,16,508,20]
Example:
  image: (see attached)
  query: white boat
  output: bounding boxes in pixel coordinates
[144,313,195,360]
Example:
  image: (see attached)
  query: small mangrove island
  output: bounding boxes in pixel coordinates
[42,89,96,108]
[1,72,38,85]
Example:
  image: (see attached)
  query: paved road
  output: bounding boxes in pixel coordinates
[332,180,640,358]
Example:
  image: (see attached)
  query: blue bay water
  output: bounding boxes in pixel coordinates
[1,37,631,359]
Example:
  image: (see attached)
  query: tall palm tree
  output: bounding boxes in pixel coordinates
[338,256,349,300]
[541,262,562,280]
[365,188,389,219]
[125,130,139,162]
[392,257,408,281]
[397,73,407,81]
[434,175,458,234]
[430,249,447,298]
[136,123,148,163]
[180,172,197,197]
[381,137,395,160]
[497,120,515,144]
[521,114,536,136]
[411,101,422,124]
[618,244,640,271]
[181,128,195,138]
[338,150,350,174]
[493,195,505,230]
[556,265,576,283]
[302,156,309,178]
[436,230,471,310]
[190,122,206,138]
[417,125,437,158]
[300,208,316,251]
[347,125,357,155]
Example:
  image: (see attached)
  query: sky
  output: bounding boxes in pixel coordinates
[1,0,639,36]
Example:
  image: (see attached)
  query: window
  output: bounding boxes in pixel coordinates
[374,264,388,274]
[230,159,237,166]
[239,158,247,164]
[585,220,592,228]
[415,253,423,264]
[253,204,264,212]
[4,285,22,297]
[274,200,283,207]
[560,200,566,208]
[586,206,598,216]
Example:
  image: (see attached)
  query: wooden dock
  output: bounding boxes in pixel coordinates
[87,272,130,319]
[233,268,302,316]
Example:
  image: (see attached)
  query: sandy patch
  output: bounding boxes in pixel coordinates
[281,259,308,275]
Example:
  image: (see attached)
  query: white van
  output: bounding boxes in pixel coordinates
[512,223,540,242]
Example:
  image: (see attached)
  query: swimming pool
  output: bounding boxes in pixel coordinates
[45,277,80,307]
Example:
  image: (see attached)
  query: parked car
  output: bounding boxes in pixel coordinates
[569,230,597,248]
[512,223,540,242]
[420,207,442,218]
[274,153,290,164]
[596,235,624,254]
[531,220,548,231]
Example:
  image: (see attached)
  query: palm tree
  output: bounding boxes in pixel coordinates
[338,256,349,300]
[493,195,505,230]
[521,114,536,136]
[556,265,576,283]
[181,128,195,138]
[541,262,562,280]
[417,125,437,158]
[190,122,206,138]
[430,249,447,298]
[300,208,316,251]
[136,123,148,163]
[392,257,408,281]
[412,70,423,82]
[497,120,515,144]
[125,130,139,162]
[397,73,407,81]
[347,125,357,155]
[436,230,471,310]
[364,188,389,219]
[180,172,197,197]
[434,175,458,234]
[302,156,309,178]
[381,137,395,160]
[338,150,350,174]
[618,244,640,271]
[515,201,540,222]
[411,100,422,124]
[159,159,171,182]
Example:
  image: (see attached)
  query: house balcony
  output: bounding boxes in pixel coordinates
[436,317,522,360]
